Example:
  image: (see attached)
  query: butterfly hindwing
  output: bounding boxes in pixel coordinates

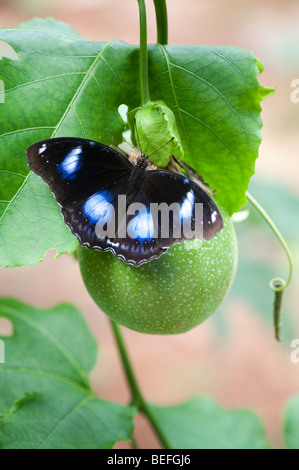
[142,170,223,245]
[98,170,223,266]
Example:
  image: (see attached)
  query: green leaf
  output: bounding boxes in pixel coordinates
[148,45,273,214]
[0,19,138,267]
[0,18,272,266]
[150,396,269,449]
[259,86,275,101]
[283,394,299,449]
[0,298,136,449]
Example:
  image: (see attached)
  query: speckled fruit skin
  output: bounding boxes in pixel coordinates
[78,207,238,335]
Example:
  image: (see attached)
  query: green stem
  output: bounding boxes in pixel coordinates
[137,0,150,106]
[246,191,293,341]
[131,435,139,449]
[153,0,168,44]
[110,320,172,449]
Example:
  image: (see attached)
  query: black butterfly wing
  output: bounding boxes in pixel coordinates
[105,170,223,267]
[26,137,133,250]
[142,170,223,246]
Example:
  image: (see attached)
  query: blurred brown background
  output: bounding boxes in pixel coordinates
[0,0,299,449]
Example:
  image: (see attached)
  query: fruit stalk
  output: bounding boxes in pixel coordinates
[137,0,150,106]
[153,0,168,44]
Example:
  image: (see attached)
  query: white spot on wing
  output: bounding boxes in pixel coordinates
[180,190,194,220]
[38,144,47,155]
[107,241,120,248]
[211,211,217,223]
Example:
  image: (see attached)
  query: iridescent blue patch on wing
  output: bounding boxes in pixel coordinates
[83,191,114,225]
[127,206,155,241]
[59,146,82,179]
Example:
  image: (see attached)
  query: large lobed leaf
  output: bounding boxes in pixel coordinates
[0,298,136,449]
[150,396,269,449]
[0,18,272,267]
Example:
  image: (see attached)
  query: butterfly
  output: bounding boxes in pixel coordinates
[26,137,223,266]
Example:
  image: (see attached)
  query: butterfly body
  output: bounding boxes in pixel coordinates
[125,155,148,200]
[26,137,223,266]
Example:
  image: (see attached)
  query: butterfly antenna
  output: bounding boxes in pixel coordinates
[148,137,174,159]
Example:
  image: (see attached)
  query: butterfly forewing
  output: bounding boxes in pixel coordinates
[27,137,133,208]
[27,137,134,254]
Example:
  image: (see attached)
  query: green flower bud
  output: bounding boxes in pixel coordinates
[133,100,184,167]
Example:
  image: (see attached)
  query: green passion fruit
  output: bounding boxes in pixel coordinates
[78,206,238,335]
